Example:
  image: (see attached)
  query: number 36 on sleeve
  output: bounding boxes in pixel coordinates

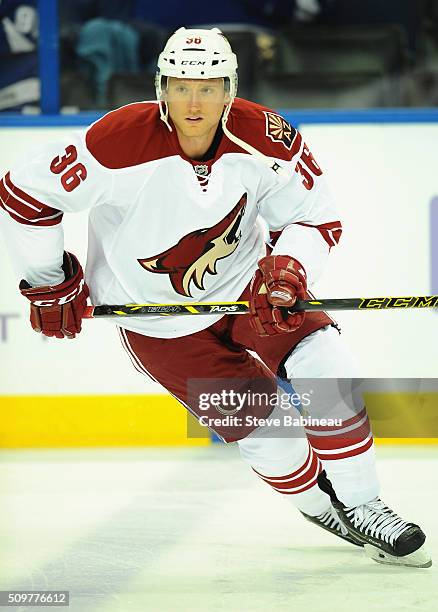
[50,144,87,192]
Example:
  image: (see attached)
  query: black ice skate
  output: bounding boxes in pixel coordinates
[317,470,432,568]
[301,506,364,547]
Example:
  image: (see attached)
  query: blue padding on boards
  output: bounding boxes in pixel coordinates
[280,108,438,125]
[0,113,104,127]
[3,108,438,128]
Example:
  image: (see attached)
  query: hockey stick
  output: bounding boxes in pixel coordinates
[83,295,438,318]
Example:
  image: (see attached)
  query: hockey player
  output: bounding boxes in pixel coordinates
[0,27,431,568]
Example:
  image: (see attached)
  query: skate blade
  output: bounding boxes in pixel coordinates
[364,544,432,568]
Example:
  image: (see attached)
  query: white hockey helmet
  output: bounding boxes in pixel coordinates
[155,27,238,131]
[155,27,288,180]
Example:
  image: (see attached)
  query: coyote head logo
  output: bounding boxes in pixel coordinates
[138,194,247,297]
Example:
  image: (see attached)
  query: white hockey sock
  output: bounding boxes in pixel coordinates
[321,444,380,507]
[283,326,381,509]
[237,403,332,516]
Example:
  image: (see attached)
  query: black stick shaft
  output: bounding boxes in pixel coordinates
[83,295,438,318]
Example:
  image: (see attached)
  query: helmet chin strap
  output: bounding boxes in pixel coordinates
[158,99,173,132]
[156,75,173,132]
[157,91,289,181]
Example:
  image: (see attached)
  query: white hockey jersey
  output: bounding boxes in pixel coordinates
[0,98,341,338]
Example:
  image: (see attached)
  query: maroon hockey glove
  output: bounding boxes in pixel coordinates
[249,255,307,336]
[19,252,89,339]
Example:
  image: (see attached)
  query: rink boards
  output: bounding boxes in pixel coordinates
[1,390,438,448]
[1,114,438,447]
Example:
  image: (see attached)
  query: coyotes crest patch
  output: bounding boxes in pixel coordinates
[264,111,297,151]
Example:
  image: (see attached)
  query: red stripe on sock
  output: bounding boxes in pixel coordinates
[305,407,368,433]
[312,436,374,461]
[253,444,322,495]
[306,419,371,451]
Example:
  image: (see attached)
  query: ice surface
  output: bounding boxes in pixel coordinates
[0,445,437,612]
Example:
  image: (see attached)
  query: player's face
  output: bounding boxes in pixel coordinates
[165,77,229,140]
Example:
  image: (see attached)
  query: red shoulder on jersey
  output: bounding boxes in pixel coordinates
[230,99,340,250]
[86,102,173,169]
[227,98,302,161]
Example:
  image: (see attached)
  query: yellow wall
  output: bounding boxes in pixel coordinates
[0,392,437,449]
[0,395,210,448]
[365,392,438,443]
